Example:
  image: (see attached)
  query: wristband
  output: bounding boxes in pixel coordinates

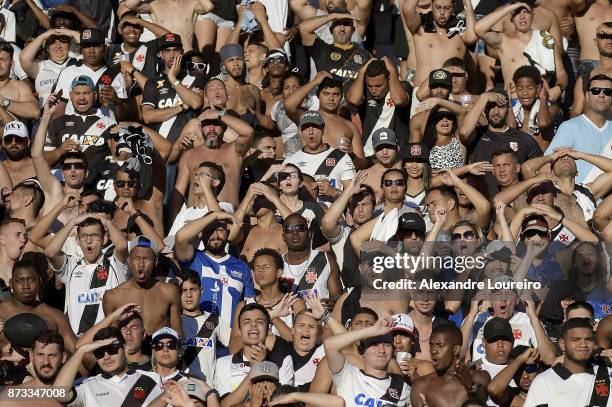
[320,310,333,325]
[206,389,220,399]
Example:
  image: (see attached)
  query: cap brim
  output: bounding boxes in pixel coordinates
[250,376,279,384]
[3,132,28,139]
[392,327,416,336]
[373,143,397,148]
[152,333,178,343]
[485,335,514,343]
[521,225,548,234]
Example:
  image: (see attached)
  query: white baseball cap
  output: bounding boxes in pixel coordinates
[4,121,28,139]
[391,313,416,337]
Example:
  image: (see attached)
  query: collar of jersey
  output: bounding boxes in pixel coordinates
[552,363,595,380]
[333,42,354,50]
[301,143,331,155]
[359,368,389,380]
[101,369,136,381]
[204,252,230,263]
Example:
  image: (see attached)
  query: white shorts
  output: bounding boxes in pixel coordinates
[197,12,235,28]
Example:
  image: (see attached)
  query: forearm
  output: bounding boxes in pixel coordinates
[0,160,11,192]
[272,199,292,219]
[462,0,478,45]
[43,148,64,167]
[140,125,172,161]
[226,15,244,45]
[258,18,283,50]
[436,99,466,116]
[5,99,40,119]
[19,35,44,76]
[142,106,183,124]
[295,393,345,407]
[54,349,86,389]
[563,217,598,241]
[530,317,557,365]
[202,186,222,212]
[176,212,217,244]
[45,220,75,258]
[221,377,251,407]
[458,99,487,142]
[536,101,554,129]
[521,156,554,179]
[271,319,294,341]
[283,82,316,118]
[174,85,203,110]
[105,221,128,255]
[138,20,170,37]
[25,0,50,29]
[513,253,535,282]
[388,74,409,106]
[579,153,612,172]
[321,194,351,238]
[299,13,336,35]
[495,179,535,205]
[29,203,63,247]
[401,0,422,33]
[488,358,521,401]
[474,5,512,36]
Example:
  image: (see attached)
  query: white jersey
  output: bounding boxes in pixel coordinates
[331,362,410,407]
[165,202,234,251]
[35,59,74,108]
[468,311,538,362]
[328,224,351,271]
[284,145,355,191]
[181,312,230,384]
[283,250,332,298]
[524,363,612,407]
[53,252,128,335]
[68,370,163,407]
[293,344,326,388]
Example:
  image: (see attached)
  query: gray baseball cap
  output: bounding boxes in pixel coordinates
[299,110,324,128]
[372,128,397,148]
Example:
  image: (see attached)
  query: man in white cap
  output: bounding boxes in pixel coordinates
[391,313,434,381]
[1,120,35,184]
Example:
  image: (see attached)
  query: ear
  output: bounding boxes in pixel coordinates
[559,338,565,353]
[515,163,521,174]
[61,351,67,364]
[212,178,220,189]
[23,194,33,208]
[447,198,456,211]
[453,344,461,357]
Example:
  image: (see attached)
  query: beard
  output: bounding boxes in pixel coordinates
[34,364,59,384]
[205,132,221,149]
[5,148,27,161]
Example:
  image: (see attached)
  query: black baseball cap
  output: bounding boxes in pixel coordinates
[158,33,183,50]
[80,28,105,46]
[4,313,48,348]
[483,317,514,343]
[429,69,452,89]
[397,212,426,235]
[403,143,429,163]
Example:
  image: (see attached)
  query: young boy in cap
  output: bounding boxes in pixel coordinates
[391,313,435,381]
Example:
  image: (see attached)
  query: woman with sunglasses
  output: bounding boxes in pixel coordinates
[422,107,466,171]
[151,327,190,383]
[488,346,540,407]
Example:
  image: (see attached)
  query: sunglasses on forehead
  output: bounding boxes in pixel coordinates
[283,223,308,233]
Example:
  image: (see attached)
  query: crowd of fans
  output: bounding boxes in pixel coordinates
[0,0,608,406]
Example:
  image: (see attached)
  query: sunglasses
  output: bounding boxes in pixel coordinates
[267,57,287,65]
[382,179,406,187]
[451,231,475,241]
[597,33,612,40]
[516,364,538,376]
[93,343,122,359]
[278,172,300,181]
[62,162,86,171]
[283,223,308,234]
[398,230,425,239]
[522,229,548,239]
[115,180,138,188]
[153,340,179,351]
[3,135,27,144]
[451,72,466,78]
[186,61,207,70]
[589,87,612,96]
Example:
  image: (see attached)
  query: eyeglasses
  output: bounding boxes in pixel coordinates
[3,135,27,144]
[115,180,138,188]
[153,340,179,351]
[522,229,548,239]
[597,32,612,40]
[93,343,122,359]
[186,61,207,70]
[267,57,287,65]
[278,172,300,181]
[451,231,475,241]
[283,223,308,234]
[451,72,467,78]
[382,179,406,187]
[589,87,612,96]
[79,233,102,241]
[62,162,86,171]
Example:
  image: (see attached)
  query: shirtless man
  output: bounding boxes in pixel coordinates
[0,261,76,353]
[244,42,268,89]
[169,106,254,222]
[362,128,403,203]
[219,44,262,116]
[1,121,35,185]
[401,0,477,109]
[102,235,183,338]
[571,22,612,116]
[0,43,40,125]
[0,218,27,287]
[575,1,612,68]
[289,0,372,41]
[475,2,568,102]
[123,0,213,52]
[410,324,490,406]
[231,182,290,263]
[284,71,366,169]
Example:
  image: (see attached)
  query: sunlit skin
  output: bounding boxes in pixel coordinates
[560,327,594,364]
[487,103,509,129]
[432,0,453,28]
[491,289,518,319]
[282,77,301,99]
[154,338,179,369]
[81,44,104,68]
[491,153,519,187]
[114,171,138,199]
[97,339,127,376]
[77,223,106,264]
[381,172,407,204]
[70,85,94,115]
[293,312,319,354]
[128,246,156,285]
[393,333,414,354]
[239,309,269,346]
[181,280,202,314]
[0,222,27,261]
[224,56,244,79]
[32,342,66,384]
[374,145,398,167]
[430,85,450,99]
[47,37,71,63]
[351,195,375,226]
[120,317,147,356]
[451,225,479,256]
[62,158,87,189]
[160,46,182,71]
[205,79,228,107]
[404,161,424,180]
[483,338,512,365]
[586,79,612,115]
[365,75,389,101]
[319,87,342,113]
[0,51,11,79]
[511,7,534,34]
[515,77,539,109]
[331,21,353,45]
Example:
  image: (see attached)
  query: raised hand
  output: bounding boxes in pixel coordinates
[467,161,494,176]
[347,170,368,195]
[305,291,325,319]
[111,303,141,324]
[268,293,299,320]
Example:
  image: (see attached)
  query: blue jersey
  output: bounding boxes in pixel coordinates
[181,251,255,326]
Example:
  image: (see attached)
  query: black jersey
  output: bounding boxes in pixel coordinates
[106,40,160,82]
[307,38,371,91]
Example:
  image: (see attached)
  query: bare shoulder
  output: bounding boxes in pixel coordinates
[158,280,180,298]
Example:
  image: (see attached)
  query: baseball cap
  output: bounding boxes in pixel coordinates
[403,143,429,163]
[4,313,48,348]
[391,314,416,337]
[371,128,397,149]
[360,333,394,351]
[397,212,426,235]
[128,235,158,254]
[521,214,549,235]
[151,327,179,343]
[80,28,105,46]
[3,121,28,139]
[158,33,183,50]
[299,110,324,128]
[71,75,95,90]
[250,361,280,384]
[483,317,514,343]
[429,69,452,89]
[181,380,206,402]
[526,181,555,203]
[220,44,244,62]
[266,48,288,62]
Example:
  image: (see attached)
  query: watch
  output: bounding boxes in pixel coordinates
[218,109,225,118]
[1,98,10,110]
[172,79,181,88]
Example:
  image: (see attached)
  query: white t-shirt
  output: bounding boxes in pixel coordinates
[35,59,74,108]
[468,311,539,362]
[68,370,162,407]
[524,363,612,407]
[181,312,230,385]
[54,252,129,335]
[331,362,410,407]
[284,145,355,191]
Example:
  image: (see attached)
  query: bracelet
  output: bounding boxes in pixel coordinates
[320,310,333,325]
[205,389,220,399]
